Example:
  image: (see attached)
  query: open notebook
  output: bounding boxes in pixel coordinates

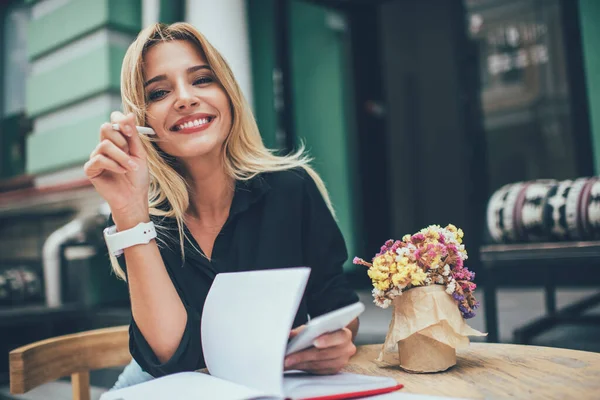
[101,267,402,400]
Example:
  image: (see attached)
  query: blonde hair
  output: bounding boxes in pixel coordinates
[111,22,333,280]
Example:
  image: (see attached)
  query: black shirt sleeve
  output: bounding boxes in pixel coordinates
[106,215,205,377]
[300,171,360,318]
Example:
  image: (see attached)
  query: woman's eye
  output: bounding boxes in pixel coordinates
[148,89,168,101]
[193,76,213,86]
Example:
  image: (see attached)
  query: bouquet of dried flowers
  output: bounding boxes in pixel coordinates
[353,224,479,319]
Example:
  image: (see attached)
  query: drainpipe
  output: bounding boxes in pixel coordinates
[42,203,110,307]
[42,218,85,307]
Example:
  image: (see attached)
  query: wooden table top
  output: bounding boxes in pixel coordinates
[343,343,600,399]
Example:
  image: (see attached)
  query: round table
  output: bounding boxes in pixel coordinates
[343,343,600,399]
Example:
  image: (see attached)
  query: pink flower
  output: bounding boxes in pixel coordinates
[412,233,425,241]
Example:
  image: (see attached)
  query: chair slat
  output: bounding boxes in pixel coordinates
[9,325,131,394]
[72,371,91,400]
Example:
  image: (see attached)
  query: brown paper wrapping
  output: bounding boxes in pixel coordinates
[377,285,486,372]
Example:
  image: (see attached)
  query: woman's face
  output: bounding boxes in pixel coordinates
[142,40,232,161]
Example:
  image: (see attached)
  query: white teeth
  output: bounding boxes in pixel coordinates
[176,117,212,131]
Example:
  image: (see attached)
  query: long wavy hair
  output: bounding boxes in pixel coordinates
[110,22,334,280]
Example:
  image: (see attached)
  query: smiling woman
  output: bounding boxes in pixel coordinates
[142,41,232,160]
[83,22,361,388]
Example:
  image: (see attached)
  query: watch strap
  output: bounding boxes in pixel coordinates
[103,221,156,256]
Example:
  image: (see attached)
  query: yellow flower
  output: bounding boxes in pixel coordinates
[372,256,389,272]
[392,272,408,287]
[398,257,409,266]
[402,234,411,242]
[411,269,427,286]
[389,262,398,274]
[374,279,390,291]
[447,224,457,232]
[368,269,388,281]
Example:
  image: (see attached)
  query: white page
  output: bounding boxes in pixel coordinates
[283,371,399,399]
[99,372,270,400]
[201,267,311,397]
[368,393,471,400]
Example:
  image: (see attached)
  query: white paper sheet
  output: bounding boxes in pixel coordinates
[99,372,268,400]
[283,371,399,399]
[368,393,471,400]
[201,267,311,397]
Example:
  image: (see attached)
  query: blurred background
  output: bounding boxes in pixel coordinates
[0,0,599,398]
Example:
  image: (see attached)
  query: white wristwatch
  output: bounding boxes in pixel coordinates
[103,221,157,257]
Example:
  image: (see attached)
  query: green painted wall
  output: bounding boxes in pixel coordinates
[159,0,185,24]
[27,113,109,173]
[580,0,600,174]
[27,45,125,117]
[25,0,142,174]
[28,0,140,59]
[289,1,358,270]
[247,0,278,149]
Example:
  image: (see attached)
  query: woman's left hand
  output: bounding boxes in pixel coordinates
[284,325,357,375]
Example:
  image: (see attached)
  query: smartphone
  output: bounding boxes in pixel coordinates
[286,302,365,355]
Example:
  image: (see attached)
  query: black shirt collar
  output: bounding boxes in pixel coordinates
[229,174,271,218]
[154,173,271,224]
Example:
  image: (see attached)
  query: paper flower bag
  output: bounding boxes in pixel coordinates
[354,225,486,373]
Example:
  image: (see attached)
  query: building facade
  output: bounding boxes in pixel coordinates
[1,0,600,296]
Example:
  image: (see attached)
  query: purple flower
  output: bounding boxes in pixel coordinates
[352,257,361,264]
[412,233,425,241]
[452,293,465,302]
[385,239,394,247]
[462,311,476,319]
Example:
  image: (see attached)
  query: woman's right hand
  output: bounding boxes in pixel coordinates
[84,112,150,226]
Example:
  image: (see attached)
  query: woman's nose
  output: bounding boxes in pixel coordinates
[174,86,199,110]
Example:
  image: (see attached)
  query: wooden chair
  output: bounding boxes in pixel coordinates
[9,325,131,400]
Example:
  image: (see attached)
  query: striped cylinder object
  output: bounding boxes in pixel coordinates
[486,177,600,243]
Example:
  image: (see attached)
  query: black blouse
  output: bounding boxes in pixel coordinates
[110,168,359,377]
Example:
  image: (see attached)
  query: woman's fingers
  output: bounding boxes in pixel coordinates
[100,122,129,153]
[313,328,353,349]
[289,325,306,339]
[286,347,350,375]
[84,154,127,179]
[110,111,135,137]
[284,338,356,374]
[110,112,147,159]
[91,139,139,172]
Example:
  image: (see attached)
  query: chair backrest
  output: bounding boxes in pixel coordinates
[10,325,131,400]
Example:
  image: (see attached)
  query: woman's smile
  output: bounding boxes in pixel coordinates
[170,113,216,134]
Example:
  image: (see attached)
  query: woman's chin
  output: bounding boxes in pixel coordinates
[165,142,224,160]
